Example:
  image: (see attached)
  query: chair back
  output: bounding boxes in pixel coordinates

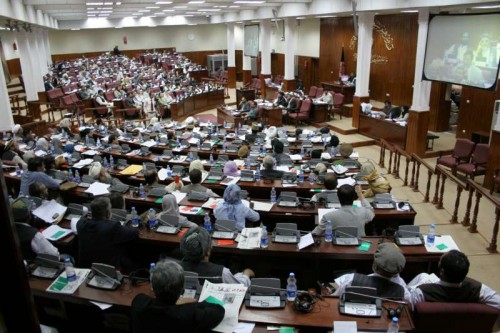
[453,139,475,159]
[308,86,317,98]
[299,99,312,114]
[333,93,345,107]
[413,302,499,333]
[472,143,489,165]
[315,87,324,98]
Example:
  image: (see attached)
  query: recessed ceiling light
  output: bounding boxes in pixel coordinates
[188,1,205,3]
[115,2,121,5]
[316,15,335,18]
[86,2,103,5]
[146,6,159,9]
[202,8,221,11]
[400,10,418,13]
[155,1,173,3]
[229,5,240,8]
[174,5,187,8]
[103,2,113,5]
[138,9,151,12]
[163,9,175,11]
[296,16,306,19]
[87,14,96,16]
[472,4,500,8]
[71,28,80,30]
[236,21,243,24]
[234,1,264,3]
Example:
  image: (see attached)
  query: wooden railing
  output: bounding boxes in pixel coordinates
[394,145,412,186]
[379,139,397,175]
[435,165,468,224]
[411,153,436,203]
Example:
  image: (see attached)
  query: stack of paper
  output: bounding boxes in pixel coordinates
[119,164,143,175]
[237,228,262,249]
[202,198,223,209]
[84,182,110,196]
[42,225,72,241]
[46,268,91,294]
[33,200,67,224]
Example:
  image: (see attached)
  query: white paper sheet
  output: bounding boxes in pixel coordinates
[298,233,314,250]
[73,158,93,169]
[171,191,187,204]
[220,176,240,186]
[321,152,331,160]
[252,201,274,212]
[33,200,67,224]
[344,302,377,316]
[46,268,91,294]
[90,301,113,310]
[158,168,168,181]
[333,321,357,333]
[140,140,156,147]
[84,182,111,196]
[198,281,248,333]
[202,198,224,209]
[232,322,255,333]
[337,177,356,187]
[424,235,459,253]
[170,155,187,163]
[237,227,262,249]
[42,225,72,241]
[289,154,302,161]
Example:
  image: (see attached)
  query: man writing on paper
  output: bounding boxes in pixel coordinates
[332,243,411,304]
[312,184,374,236]
[131,260,225,333]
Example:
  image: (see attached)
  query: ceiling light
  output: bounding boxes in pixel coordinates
[316,15,335,18]
[234,1,265,3]
[139,9,151,12]
[86,2,103,5]
[87,7,94,10]
[163,9,175,11]
[471,4,500,8]
[188,1,205,3]
[100,7,113,9]
[115,2,121,5]
[156,1,173,3]
[184,14,194,16]
[229,5,240,8]
[296,16,306,19]
[103,2,113,5]
[71,28,80,30]
[202,8,221,11]
[87,14,96,16]
[400,10,418,13]
[188,23,197,25]
[174,5,187,8]
[146,6,160,9]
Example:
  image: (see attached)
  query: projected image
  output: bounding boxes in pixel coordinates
[244,24,259,58]
[423,14,500,90]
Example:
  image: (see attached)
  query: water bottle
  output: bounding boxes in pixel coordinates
[222,139,227,152]
[139,183,146,199]
[300,146,305,157]
[143,162,147,174]
[255,168,261,181]
[176,137,181,147]
[131,207,139,228]
[103,157,109,169]
[2,131,6,141]
[261,226,268,248]
[75,170,81,183]
[197,140,201,150]
[223,120,227,128]
[148,208,157,229]
[387,317,399,333]
[286,273,297,301]
[298,172,304,183]
[15,165,21,176]
[245,157,251,169]
[325,220,333,243]
[204,214,212,232]
[427,224,436,246]
[309,172,315,185]
[270,187,277,204]
[165,165,171,178]
[64,257,77,283]
[188,151,193,161]
[149,262,156,283]
[51,144,56,155]
[96,138,101,148]
[85,135,90,146]
[210,154,214,166]
[110,155,115,168]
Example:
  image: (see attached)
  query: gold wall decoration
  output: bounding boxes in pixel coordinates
[373,20,394,51]
[348,20,394,64]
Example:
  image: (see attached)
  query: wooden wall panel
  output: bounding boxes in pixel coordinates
[369,14,418,106]
[7,58,21,77]
[235,50,243,81]
[297,55,319,93]
[429,81,451,132]
[271,53,284,77]
[406,110,430,157]
[456,80,500,139]
[319,17,356,85]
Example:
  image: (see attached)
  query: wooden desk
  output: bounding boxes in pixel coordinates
[260,105,282,126]
[311,103,329,122]
[189,69,209,82]
[30,278,414,332]
[358,114,407,148]
[217,106,246,129]
[236,88,256,104]
[321,82,355,104]
[170,89,224,121]
[240,297,415,332]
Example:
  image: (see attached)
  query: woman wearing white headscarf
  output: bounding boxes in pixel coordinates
[157,194,197,229]
[36,137,50,152]
[88,161,123,185]
[213,184,259,231]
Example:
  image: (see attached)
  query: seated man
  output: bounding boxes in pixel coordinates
[180,169,219,198]
[333,143,361,168]
[260,156,284,180]
[131,260,225,333]
[238,97,250,112]
[13,198,60,261]
[387,106,402,119]
[272,140,291,165]
[144,169,161,191]
[29,182,49,201]
[311,173,338,202]
[312,184,374,236]
[333,243,411,303]
[275,91,287,107]
[19,157,60,197]
[246,100,259,121]
[77,197,139,273]
[410,250,500,310]
[177,226,254,286]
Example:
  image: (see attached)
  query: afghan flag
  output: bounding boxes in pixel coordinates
[339,46,346,79]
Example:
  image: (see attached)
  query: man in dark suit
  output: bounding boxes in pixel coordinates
[77,197,139,273]
[131,260,225,333]
[260,155,284,180]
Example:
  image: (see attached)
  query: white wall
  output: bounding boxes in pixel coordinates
[234,18,319,58]
[49,24,227,55]
[0,32,20,61]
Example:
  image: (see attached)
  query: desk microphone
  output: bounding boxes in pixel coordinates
[333,229,359,239]
[92,266,122,286]
[187,275,223,280]
[395,229,423,237]
[274,226,310,235]
[344,291,407,305]
[158,218,177,228]
[213,223,236,232]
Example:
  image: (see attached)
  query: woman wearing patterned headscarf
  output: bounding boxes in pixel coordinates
[179,226,254,286]
[157,194,197,229]
[223,161,239,177]
[213,184,259,231]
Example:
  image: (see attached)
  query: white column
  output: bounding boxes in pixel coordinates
[411,9,432,111]
[242,25,252,72]
[36,30,49,75]
[30,33,45,92]
[227,23,235,68]
[0,54,14,132]
[44,30,52,66]
[260,20,271,75]
[17,32,38,101]
[354,12,375,97]
[283,18,297,80]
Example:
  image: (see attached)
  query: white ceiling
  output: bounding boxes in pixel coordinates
[1,0,499,30]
